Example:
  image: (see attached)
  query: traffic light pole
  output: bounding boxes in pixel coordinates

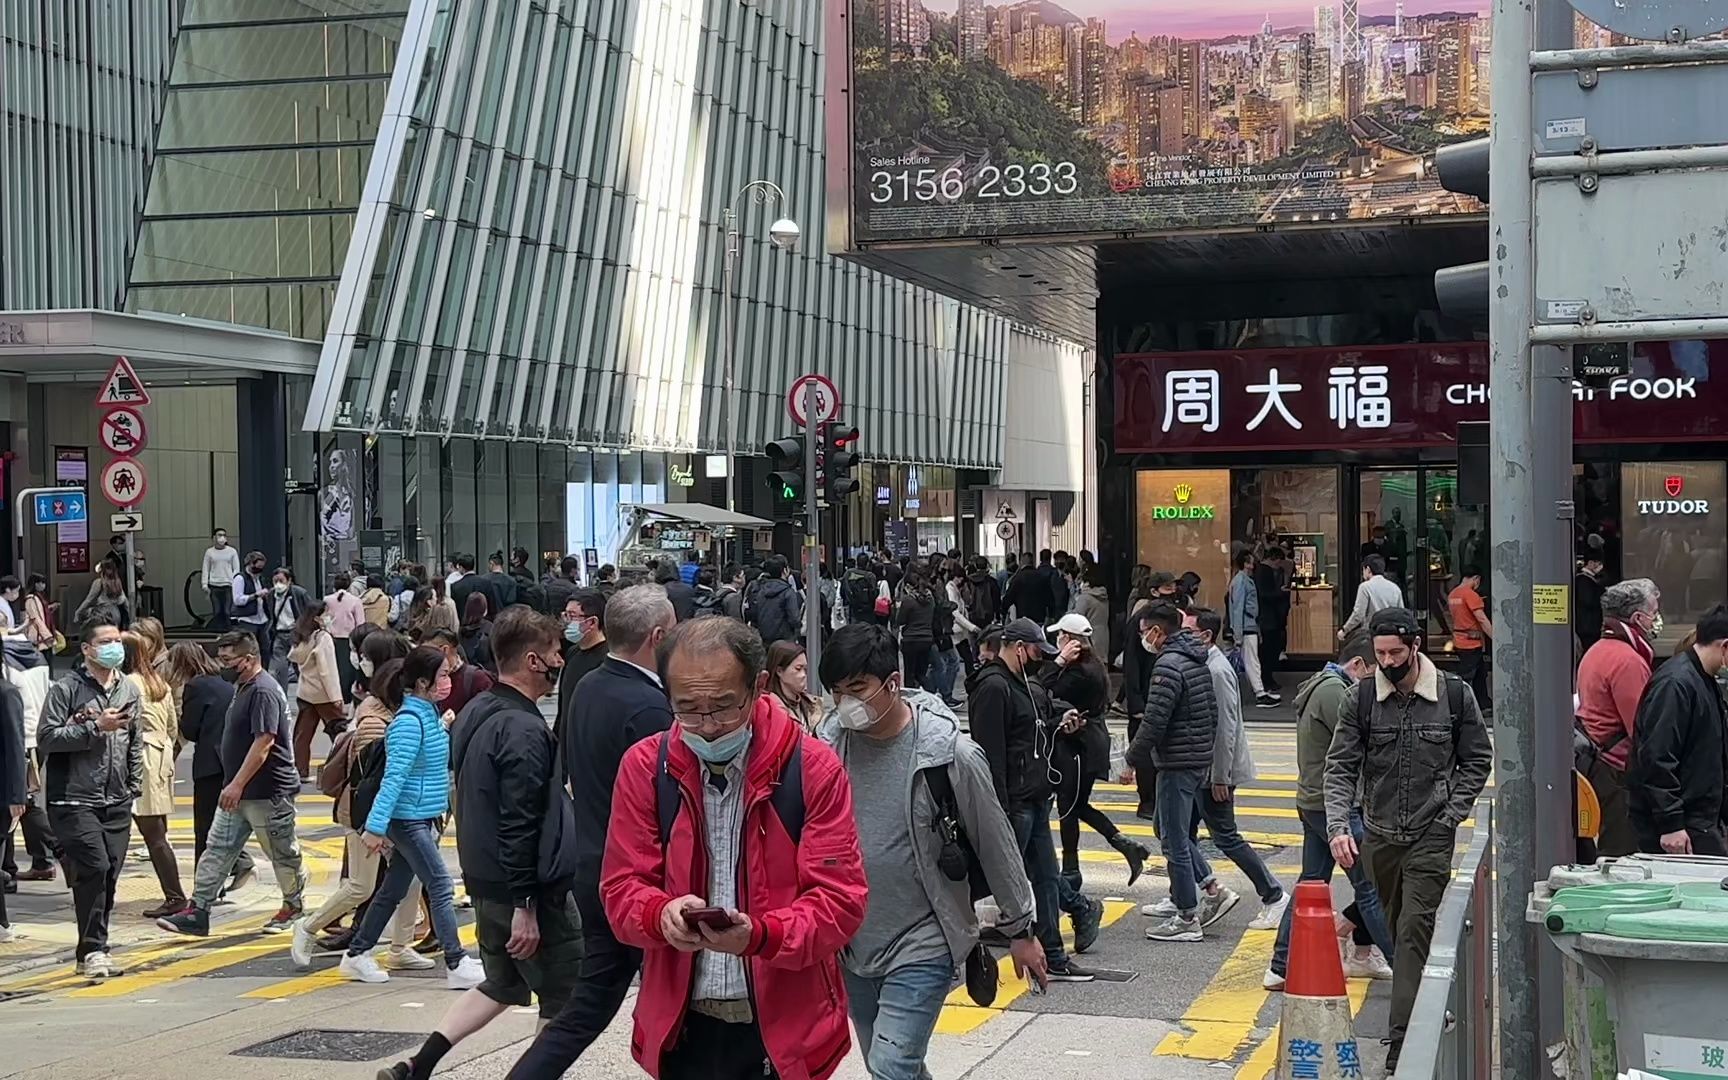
[802,381,823,693]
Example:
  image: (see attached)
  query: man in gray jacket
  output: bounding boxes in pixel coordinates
[820,624,1046,1080]
[37,617,143,978]
[1324,606,1493,1072]
[1338,554,1405,643]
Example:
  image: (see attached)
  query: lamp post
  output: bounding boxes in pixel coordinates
[719,181,799,539]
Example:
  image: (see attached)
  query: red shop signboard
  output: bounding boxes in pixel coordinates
[1113,341,1728,453]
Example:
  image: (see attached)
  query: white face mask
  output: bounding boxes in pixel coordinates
[833,678,896,731]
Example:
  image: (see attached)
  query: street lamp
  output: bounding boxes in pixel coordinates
[720,180,798,530]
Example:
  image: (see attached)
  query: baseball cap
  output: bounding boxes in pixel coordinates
[1002,617,1058,655]
[1048,613,1093,638]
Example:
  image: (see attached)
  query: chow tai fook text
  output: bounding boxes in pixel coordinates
[1113,343,1728,453]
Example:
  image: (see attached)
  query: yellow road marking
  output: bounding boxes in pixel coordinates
[245,925,479,1000]
[934,900,1135,1035]
[67,939,291,997]
[1155,926,1277,1061]
[1233,970,1373,1079]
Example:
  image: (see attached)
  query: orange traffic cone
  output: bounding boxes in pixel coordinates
[1277,881,1363,1080]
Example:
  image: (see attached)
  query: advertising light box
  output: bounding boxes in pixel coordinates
[841,0,1491,244]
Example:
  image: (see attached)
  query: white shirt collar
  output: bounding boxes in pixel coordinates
[617,655,662,687]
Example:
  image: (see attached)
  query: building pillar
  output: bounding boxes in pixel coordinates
[237,374,288,566]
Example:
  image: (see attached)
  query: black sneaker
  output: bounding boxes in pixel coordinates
[1045,958,1096,982]
[262,903,303,934]
[1072,898,1104,954]
[157,907,210,937]
[376,1063,411,1080]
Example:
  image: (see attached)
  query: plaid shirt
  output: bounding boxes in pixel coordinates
[692,751,750,1004]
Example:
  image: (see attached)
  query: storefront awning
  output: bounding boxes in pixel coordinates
[0,309,320,382]
[627,502,773,528]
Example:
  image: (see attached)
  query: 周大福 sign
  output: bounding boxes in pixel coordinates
[836,1,1490,247]
[1113,341,1728,453]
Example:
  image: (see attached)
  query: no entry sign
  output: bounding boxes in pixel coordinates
[99,457,148,507]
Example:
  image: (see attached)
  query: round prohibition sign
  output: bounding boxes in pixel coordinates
[99,407,148,455]
[786,373,842,428]
[99,456,149,507]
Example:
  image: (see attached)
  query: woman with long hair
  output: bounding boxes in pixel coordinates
[1043,615,1151,886]
[457,591,494,672]
[20,573,54,655]
[892,567,937,687]
[125,629,186,917]
[73,563,131,628]
[766,640,820,731]
[288,599,345,782]
[337,646,481,987]
[295,631,424,967]
[131,616,168,670]
[408,582,458,638]
[167,641,249,892]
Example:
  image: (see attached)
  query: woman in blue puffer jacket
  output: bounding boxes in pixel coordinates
[337,645,483,989]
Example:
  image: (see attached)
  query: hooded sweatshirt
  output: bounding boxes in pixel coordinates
[1294,663,1353,812]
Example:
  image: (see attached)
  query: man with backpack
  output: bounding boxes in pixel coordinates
[516,585,676,1076]
[598,615,867,1080]
[744,555,803,645]
[842,556,887,627]
[378,608,580,1080]
[818,624,1044,1079]
[1324,607,1493,1073]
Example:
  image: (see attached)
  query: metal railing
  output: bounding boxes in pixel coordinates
[1394,797,1496,1080]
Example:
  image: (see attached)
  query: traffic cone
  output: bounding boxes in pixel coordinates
[1277,881,1363,1080]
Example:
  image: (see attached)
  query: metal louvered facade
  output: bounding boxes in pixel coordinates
[304,0,1079,470]
[1,0,180,310]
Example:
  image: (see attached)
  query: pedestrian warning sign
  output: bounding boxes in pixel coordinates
[95,355,151,408]
[1532,583,1569,625]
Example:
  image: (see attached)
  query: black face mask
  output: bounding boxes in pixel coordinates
[219,666,241,684]
[1381,658,1413,686]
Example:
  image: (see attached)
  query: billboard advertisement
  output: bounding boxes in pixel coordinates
[1113,341,1728,453]
[843,0,1491,244]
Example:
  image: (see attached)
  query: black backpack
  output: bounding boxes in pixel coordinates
[921,764,989,902]
[1355,669,1467,744]
[347,735,390,831]
[843,569,879,621]
[654,730,806,845]
[693,587,729,618]
[964,577,998,627]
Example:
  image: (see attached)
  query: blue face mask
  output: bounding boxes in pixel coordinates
[564,620,585,644]
[681,723,752,765]
[92,642,126,670]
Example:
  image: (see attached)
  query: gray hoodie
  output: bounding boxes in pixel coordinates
[821,690,1036,966]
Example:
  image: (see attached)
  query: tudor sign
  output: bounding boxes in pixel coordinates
[1638,475,1710,515]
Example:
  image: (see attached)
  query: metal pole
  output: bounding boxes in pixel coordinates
[1528,0,1577,1057]
[803,381,823,694]
[721,205,739,567]
[1489,0,1541,1077]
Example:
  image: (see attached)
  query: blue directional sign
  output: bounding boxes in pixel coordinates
[34,491,87,527]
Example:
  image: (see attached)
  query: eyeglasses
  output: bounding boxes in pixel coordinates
[673,700,751,729]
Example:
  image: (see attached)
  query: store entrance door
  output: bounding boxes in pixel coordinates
[1355,468,1488,643]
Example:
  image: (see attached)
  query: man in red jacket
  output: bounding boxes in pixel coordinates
[601,615,866,1080]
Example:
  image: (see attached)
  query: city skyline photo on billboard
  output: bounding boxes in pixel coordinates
[847,0,1490,244]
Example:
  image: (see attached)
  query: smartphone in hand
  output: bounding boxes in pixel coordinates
[681,907,738,931]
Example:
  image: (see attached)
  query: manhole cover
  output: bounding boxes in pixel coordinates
[233,1029,422,1062]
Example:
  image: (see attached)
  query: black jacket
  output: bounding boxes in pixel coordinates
[265,584,312,629]
[0,682,25,809]
[1575,571,1606,647]
[1042,655,1111,781]
[37,669,144,807]
[538,574,578,617]
[895,587,937,646]
[1629,649,1728,841]
[746,577,802,645]
[1042,562,1070,616]
[1004,566,1054,624]
[1127,630,1217,772]
[452,684,571,905]
[554,638,610,740]
[460,620,495,672]
[662,578,697,622]
[178,674,236,781]
[561,658,674,892]
[967,659,1056,810]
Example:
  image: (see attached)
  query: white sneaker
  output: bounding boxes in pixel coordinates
[383,947,437,971]
[1145,915,1203,942]
[0,924,15,944]
[1198,886,1242,928]
[1262,967,1286,990]
[1248,892,1291,931]
[290,921,314,971]
[1140,897,1178,918]
[446,954,485,990]
[338,952,390,984]
[78,951,119,978]
[1344,945,1394,981]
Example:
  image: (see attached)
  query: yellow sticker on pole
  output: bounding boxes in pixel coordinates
[1532,584,1570,625]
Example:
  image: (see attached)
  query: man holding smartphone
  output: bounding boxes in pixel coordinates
[36,618,143,978]
[819,623,1046,1080]
[600,616,867,1080]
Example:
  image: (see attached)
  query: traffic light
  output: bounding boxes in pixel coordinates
[764,436,804,520]
[1433,136,1490,325]
[823,423,860,500]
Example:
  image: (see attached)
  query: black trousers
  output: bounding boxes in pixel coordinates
[1057,766,1120,875]
[192,773,253,876]
[3,754,58,874]
[48,802,132,960]
[1454,648,1489,710]
[208,585,233,631]
[901,640,933,687]
[507,889,642,1079]
[1124,715,1158,817]
[661,1013,777,1080]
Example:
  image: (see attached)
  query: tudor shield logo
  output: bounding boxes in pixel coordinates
[1666,475,1684,497]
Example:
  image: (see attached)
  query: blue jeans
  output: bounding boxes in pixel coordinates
[1155,768,1212,915]
[842,958,954,1080]
[1270,807,1394,977]
[926,645,962,700]
[1192,788,1284,904]
[346,818,467,969]
[1008,798,1085,964]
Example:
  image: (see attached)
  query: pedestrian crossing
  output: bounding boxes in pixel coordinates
[1,724,1335,1075]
